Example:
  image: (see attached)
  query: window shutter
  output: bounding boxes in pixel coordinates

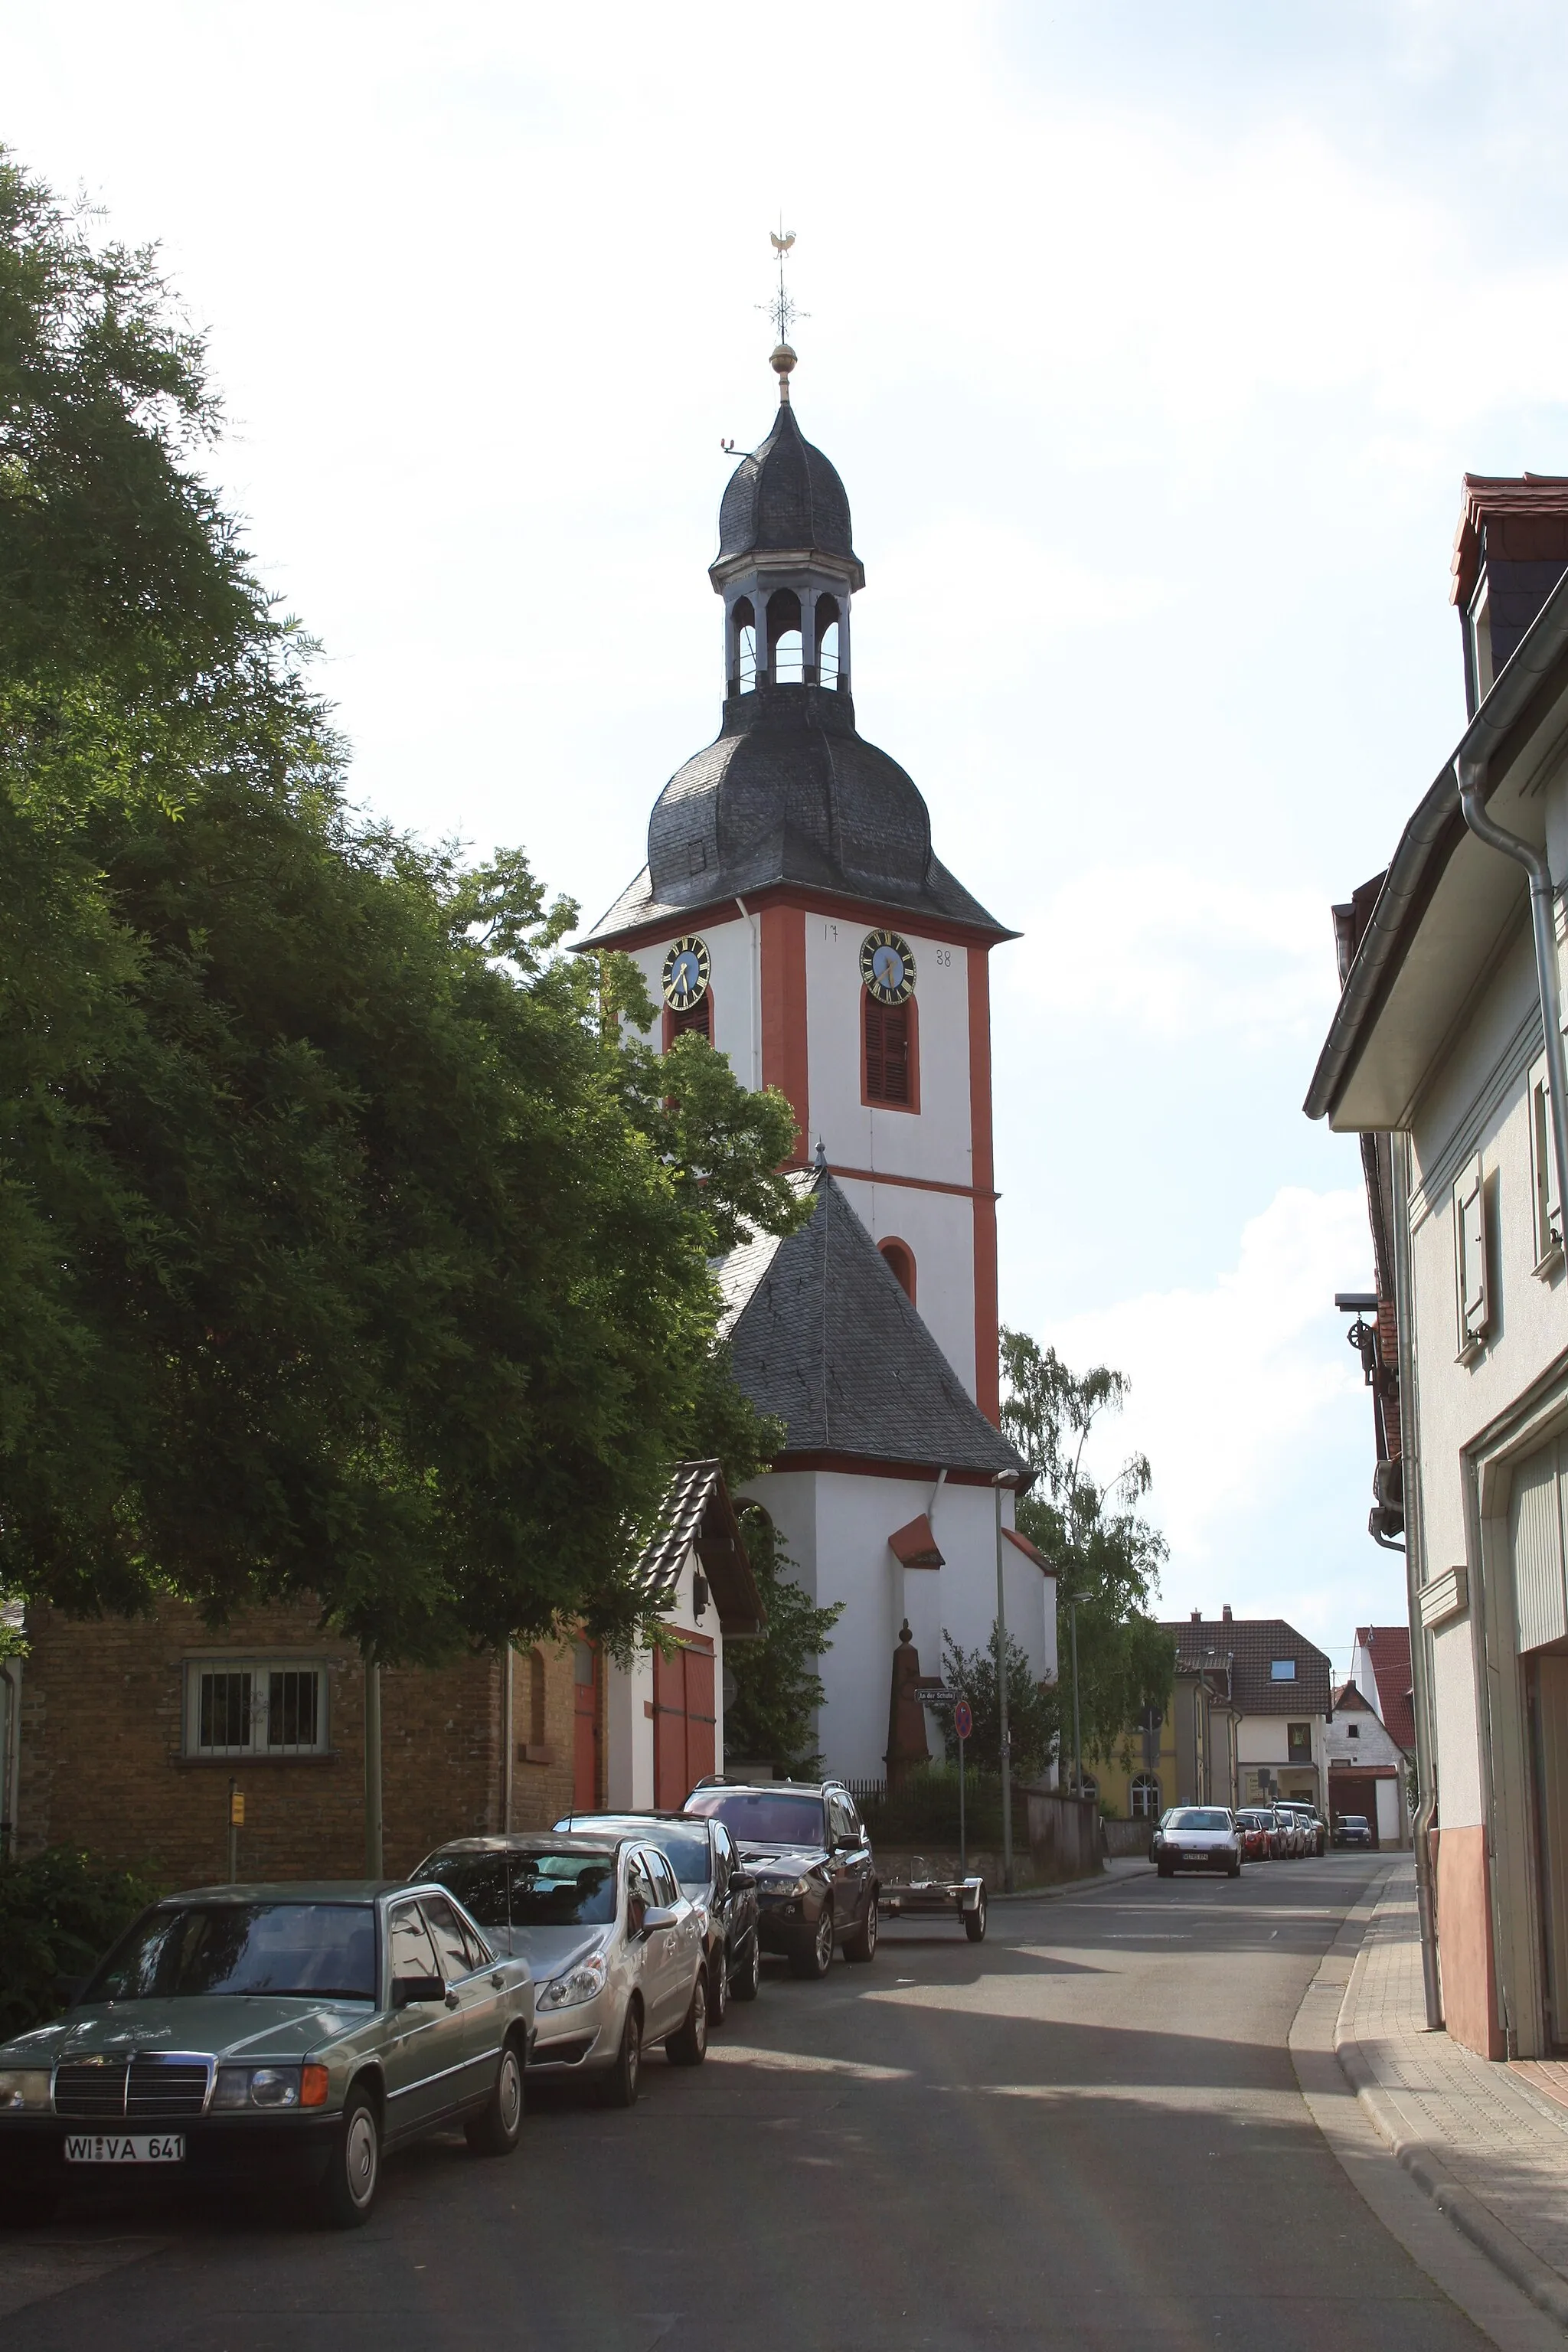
[1531,1054,1561,1265]
[864,998,910,1104]
[668,995,710,1044]
[1454,1154,1489,1348]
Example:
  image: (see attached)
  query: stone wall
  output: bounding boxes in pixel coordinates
[17,1599,578,1884]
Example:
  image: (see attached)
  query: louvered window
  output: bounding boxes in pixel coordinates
[864,998,910,1103]
[666,994,711,1044]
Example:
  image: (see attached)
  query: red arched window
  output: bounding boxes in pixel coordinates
[862,993,919,1111]
[663,990,712,1050]
[880,1239,916,1302]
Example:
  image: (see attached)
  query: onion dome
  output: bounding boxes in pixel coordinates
[714,400,863,589]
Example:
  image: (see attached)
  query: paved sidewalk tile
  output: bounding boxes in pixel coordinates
[1342,1858,1568,2294]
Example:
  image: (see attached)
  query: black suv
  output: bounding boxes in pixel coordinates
[684,1779,879,1979]
[554,1809,762,2024]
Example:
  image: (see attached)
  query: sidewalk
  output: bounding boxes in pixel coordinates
[1336,1857,1568,2327]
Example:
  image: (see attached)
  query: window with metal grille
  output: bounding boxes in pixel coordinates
[185,1660,328,1757]
[864,998,911,1104]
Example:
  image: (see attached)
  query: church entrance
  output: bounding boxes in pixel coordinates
[652,1632,716,1807]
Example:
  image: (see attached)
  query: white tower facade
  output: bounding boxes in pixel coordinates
[583,351,1054,1777]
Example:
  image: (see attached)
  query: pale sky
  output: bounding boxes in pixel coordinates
[11,0,1568,1675]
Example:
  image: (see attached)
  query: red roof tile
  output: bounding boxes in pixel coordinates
[1355,1624,1415,1753]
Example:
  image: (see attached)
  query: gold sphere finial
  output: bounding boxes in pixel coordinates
[770,341,797,403]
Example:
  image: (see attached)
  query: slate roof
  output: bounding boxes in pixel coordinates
[1355,1623,1416,1753]
[715,400,861,577]
[629,1459,763,1638]
[583,681,1008,945]
[1165,1616,1333,1718]
[714,1171,1026,1480]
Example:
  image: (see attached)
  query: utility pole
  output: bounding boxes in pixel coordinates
[993,1474,1014,1895]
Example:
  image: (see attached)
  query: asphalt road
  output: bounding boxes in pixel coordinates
[2,1851,1498,2351]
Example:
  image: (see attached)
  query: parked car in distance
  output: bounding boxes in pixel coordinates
[553,1811,761,2024]
[1259,1804,1298,1860]
[1334,1814,1374,1848]
[684,1779,879,1978]
[1152,1807,1243,1878]
[1277,1802,1325,1857]
[0,1881,532,2230]
[413,1834,708,2106]
[1233,1810,1272,1863]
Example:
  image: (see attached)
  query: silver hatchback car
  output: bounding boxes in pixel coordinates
[1153,1806,1243,1878]
[413,1834,709,2106]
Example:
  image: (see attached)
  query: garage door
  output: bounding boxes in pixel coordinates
[652,1632,716,1808]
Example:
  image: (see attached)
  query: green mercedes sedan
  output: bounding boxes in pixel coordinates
[0,1881,534,2228]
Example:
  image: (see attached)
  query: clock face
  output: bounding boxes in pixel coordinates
[662,935,710,1011]
[860,929,916,1006]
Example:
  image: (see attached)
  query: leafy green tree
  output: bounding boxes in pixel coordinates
[937,1626,1059,1781]
[0,152,807,1662]
[1000,1329,1174,1777]
[0,1847,161,2037]
[722,1505,843,1779]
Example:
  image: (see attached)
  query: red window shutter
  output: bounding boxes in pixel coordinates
[668,995,710,1044]
[865,999,909,1103]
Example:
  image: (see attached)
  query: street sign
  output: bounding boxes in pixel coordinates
[952,1699,973,1742]
[230,1791,245,1827]
[914,1677,952,1702]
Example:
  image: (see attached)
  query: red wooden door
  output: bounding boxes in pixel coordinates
[653,1632,716,1806]
[573,1641,600,1810]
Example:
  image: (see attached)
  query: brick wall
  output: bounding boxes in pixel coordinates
[17,1599,579,1886]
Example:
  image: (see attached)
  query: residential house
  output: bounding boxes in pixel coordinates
[1307,470,1568,2059]
[1351,1624,1417,1763]
[599,1459,763,1811]
[1096,1609,1332,1819]
[8,1463,753,1882]
[1325,1679,1410,1847]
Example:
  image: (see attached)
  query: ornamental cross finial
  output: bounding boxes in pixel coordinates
[759,220,806,400]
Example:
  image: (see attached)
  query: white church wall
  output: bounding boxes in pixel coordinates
[834,1174,977,1398]
[625,914,756,1086]
[739,1469,1057,1787]
[802,916,974,1187]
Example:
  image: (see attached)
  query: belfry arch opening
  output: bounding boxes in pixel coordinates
[732,596,756,694]
[815,594,841,688]
[766,588,802,684]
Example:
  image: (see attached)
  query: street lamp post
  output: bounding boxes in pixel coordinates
[992,1474,1014,1895]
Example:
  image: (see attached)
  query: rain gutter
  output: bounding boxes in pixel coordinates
[1305,560,1568,1125]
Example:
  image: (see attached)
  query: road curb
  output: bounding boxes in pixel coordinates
[1330,1892,1568,2331]
[987,1863,1155,1903]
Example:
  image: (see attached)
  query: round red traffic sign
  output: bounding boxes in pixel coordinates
[952,1699,973,1742]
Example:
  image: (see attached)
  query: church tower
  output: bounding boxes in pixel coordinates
[585,336,1015,1419]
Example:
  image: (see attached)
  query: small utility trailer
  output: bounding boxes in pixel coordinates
[877,1867,987,1942]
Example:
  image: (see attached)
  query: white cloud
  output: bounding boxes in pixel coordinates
[1047,1184,1371,1579]
[1001,864,1341,1048]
